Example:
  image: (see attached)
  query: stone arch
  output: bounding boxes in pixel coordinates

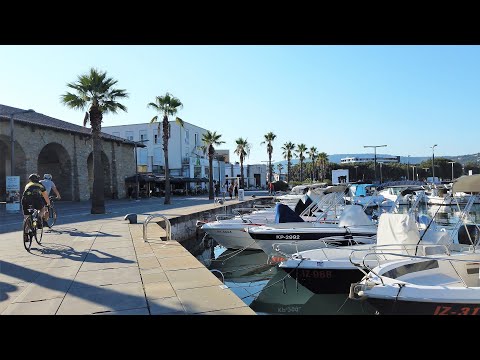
[87,151,112,199]
[37,142,73,200]
[0,134,26,201]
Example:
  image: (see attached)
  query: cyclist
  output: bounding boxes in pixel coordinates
[40,174,61,200]
[21,173,50,228]
[40,173,61,225]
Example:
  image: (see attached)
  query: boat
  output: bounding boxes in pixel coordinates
[349,174,480,315]
[248,204,378,258]
[278,211,452,295]
[201,187,346,250]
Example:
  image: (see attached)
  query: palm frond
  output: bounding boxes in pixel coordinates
[150,115,159,123]
[83,112,89,126]
[62,68,127,117]
[175,117,184,127]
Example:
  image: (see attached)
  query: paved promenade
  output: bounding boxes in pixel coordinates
[0,194,267,315]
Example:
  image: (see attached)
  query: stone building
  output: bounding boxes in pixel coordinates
[0,104,137,201]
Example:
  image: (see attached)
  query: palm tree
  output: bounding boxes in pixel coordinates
[200,131,224,200]
[148,93,184,205]
[261,132,277,185]
[307,146,318,181]
[317,152,329,180]
[234,137,251,189]
[296,143,307,182]
[282,142,295,184]
[61,68,128,214]
[277,163,284,181]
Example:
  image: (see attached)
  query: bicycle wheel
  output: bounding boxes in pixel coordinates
[35,217,44,245]
[46,205,57,228]
[23,217,33,251]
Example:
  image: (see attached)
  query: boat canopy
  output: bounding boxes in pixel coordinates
[338,205,373,227]
[375,213,420,259]
[452,174,480,193]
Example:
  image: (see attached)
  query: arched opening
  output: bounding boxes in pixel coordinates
[87,151,112,199]
[0,134,26,201]
[37,143,73,200]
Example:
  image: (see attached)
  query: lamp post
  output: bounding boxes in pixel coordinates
[379,162,384,183]
[10,109,35,176]
[354,166,358,182]
[214,153,223,196]
[412,165,417,181]
[363,145,387,183]
[407,155,410,180]
[134,139,149,201]
[431,144,438,183]
[448,161,455,181]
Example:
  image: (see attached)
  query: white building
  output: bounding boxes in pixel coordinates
[103,121,266,190]
[247,164,267,189]
[103,121,229,190]
[273,173,287,182]
[332,169,349,184]
[340,155,400,164]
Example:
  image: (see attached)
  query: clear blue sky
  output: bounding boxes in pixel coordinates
[1,45,479,164]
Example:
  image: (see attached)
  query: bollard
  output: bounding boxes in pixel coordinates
[124,213,137,224]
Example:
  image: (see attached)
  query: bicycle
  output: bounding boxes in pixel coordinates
[23,206,44,251]
[45,196,58,228]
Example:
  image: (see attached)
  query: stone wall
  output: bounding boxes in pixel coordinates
[0,121,135,201]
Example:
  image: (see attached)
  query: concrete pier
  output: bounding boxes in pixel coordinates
[0,196,271,315]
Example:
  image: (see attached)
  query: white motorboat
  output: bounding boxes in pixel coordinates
[278,211,452,295]
[201,188,346,250]
[349,174,480,315]
[248,205,378,258]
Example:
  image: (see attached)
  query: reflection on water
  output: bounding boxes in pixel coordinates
[195,204,480,315]
[197,245,376,315]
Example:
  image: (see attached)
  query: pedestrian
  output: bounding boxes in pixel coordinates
[234,182,238,199]
[127,185,134,199]
[269,182,274,195]
[221,183,226,198]
[228,182,234,199]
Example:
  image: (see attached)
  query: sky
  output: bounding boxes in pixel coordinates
[1,45,479,165]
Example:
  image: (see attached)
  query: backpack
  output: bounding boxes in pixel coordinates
[22,182,44,201]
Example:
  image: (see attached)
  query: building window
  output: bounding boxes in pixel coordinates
[153,148,162,165]
[125,131,134,141]
[194,133,198,146]
[139,130,148,142]
[185,129,190,144]
[194,166,201,178]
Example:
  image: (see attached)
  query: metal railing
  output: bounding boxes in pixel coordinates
[143,214,172,242]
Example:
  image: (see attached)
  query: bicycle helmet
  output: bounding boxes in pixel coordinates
[29,173,40,182]
[43,174,52,180]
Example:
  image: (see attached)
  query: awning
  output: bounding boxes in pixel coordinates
[125,174,210,184]
[452,174,480,193]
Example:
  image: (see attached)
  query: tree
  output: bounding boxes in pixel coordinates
[277,163,284,181]
[307,146,318,181]
[234,137,251,189]
[317,152,329,180]
[61,68,128,214]
[200,131,224,200]
[282,142,295,183]
[296,143,307,182]
[261,132,277,185]
[148,93,184,205]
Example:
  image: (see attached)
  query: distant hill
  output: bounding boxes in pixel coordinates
[273,153,477,167]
